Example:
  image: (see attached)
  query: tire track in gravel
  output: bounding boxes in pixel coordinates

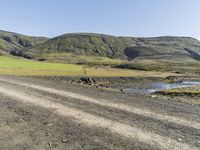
[0,77,199,131]
[0,85,198,150]
[1,80,199,147]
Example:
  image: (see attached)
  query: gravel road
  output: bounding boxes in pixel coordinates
[0,75,199,150]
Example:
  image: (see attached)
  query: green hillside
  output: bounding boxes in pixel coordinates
[0,55,174,77]
[2,31,200,73]
[0,30,48,55]
[0,38,19,55]
[26,33,128,59]
[26,33,200,60]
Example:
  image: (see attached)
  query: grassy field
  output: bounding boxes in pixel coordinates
[0,56,84,76]
[0,56,178,77]
[38,52,123,66]
[158,85,200,105]
[160,85,200,96]
[116,57,200,74]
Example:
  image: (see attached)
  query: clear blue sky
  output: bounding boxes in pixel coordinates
[0,0,200,39]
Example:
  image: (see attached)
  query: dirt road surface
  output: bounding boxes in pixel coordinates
[0,75,199,150]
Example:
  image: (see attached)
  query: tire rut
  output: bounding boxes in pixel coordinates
[0,77,199,131]
[0,81,199,147]
[0,82,198,150]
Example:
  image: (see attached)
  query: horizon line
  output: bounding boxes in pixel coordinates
[0,29,199,40]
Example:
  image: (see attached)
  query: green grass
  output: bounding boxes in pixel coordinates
[116,57,200,74]
[0,56,177,77]
[0,56,81,70]
[158,85,200,105]
[160,85,200,96]
[0,56,83,76]
[38,52,123,66]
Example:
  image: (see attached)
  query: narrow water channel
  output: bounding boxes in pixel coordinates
[125,81,200,94]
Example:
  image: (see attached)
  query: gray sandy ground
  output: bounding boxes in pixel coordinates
[0,75,199,150]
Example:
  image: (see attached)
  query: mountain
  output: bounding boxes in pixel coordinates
[25,33,128,59]
[25,33,200,61]
[2,30,200,73]
[0,30,48,55]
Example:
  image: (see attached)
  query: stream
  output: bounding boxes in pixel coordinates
[125,81,200,94]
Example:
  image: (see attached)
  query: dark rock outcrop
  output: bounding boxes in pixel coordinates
[80,77,96,85]
[185,48,200,61]
[10,50,33,59]
[124,47,140,60]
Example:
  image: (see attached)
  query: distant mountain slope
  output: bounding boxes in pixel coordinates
[122,36,200,59]
[26,33,200,61]
[26,33,128,59]
[2,30,200,72]
[0,38,19,55]
[0,30,48,54]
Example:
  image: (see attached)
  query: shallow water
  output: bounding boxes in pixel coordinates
[125,81,200,94]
